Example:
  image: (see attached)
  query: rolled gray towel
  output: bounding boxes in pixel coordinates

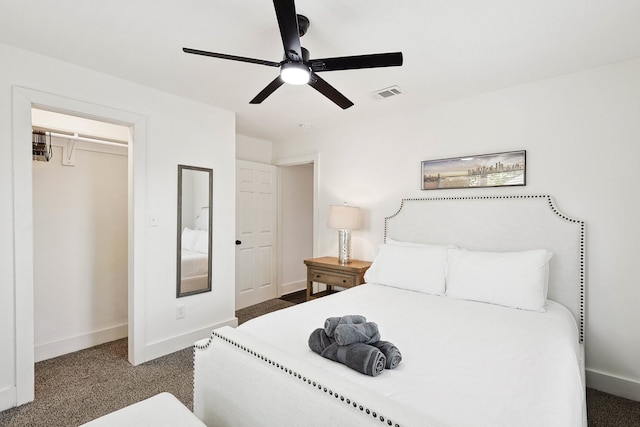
[372,340,402,369]
[334,322,380,346]
[308,328,335,354]
[321,343,386,377]
[324,315,367,337]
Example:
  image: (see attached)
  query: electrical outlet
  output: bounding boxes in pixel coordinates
[176,305,186,319]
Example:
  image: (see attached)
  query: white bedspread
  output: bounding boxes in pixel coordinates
[180,249,208,278]
[237,284,584,427]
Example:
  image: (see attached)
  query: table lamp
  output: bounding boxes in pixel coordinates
[328,204,361,264]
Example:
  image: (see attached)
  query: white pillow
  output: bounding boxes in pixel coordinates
[193,230,209,254]
[445,248,552,312]
[181,227,198,250]
[364,243,448,295]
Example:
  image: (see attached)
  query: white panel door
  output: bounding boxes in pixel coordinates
[236,160,277,309]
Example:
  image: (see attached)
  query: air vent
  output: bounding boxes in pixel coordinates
[371,85,402,100]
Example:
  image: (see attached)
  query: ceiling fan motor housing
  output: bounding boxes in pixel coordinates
[297,14,309,37]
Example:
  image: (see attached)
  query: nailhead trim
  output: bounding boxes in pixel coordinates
[195,330,401,426]
[384,194,585,343]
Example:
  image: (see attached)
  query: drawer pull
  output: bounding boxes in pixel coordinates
[342,279,347,283]
[315,275,321,278]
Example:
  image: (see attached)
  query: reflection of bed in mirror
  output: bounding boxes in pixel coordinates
[180,208,210,294]
[180,233,209,294]
[180,252,208,293]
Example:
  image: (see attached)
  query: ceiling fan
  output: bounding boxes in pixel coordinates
[183,0,403,109]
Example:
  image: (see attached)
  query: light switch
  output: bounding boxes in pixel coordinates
[176,305,186,319]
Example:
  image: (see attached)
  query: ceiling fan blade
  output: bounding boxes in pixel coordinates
[183,47,281,67]
[272,0,303,62]
[250,76,285,104]
[308,74,354,109]
[309,52,403,72]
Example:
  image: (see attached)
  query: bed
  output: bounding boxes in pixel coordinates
[180,227,210,293]
[194,195,586,427]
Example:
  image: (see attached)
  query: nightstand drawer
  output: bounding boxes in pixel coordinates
[304,257,372,301]
[309,269,356,288]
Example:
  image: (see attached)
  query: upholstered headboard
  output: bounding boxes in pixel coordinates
[384,195,585,342]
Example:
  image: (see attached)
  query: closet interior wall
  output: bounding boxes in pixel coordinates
[32,117,129,362]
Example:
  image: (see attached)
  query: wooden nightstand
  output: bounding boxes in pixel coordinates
[304,257,372,301]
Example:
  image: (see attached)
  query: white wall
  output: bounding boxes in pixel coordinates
[274,58,640,400]
[236,134,273,163]
[33,141,128,362]
[0,42,236,409]
[279,164,314,295]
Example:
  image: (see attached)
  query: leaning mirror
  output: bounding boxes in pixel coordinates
[177,164,213,297]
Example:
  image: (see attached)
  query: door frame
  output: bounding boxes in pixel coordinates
[275,153,319,297]
[12,87,147,405]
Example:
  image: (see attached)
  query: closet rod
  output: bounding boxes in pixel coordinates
[47,131,128,148]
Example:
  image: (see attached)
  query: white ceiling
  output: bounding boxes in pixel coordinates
[2,0,640,142]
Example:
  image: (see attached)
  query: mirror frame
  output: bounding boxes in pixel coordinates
[176,164,213,297]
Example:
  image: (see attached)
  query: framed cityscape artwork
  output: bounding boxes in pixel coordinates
[421,150,526,190]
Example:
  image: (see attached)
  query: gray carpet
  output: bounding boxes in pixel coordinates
[0,339,193,427]
[587,388,640,427]
[235,298,294,325]
[1,297,638,426]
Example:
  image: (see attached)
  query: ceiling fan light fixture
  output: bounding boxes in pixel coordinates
[280,62,310,85]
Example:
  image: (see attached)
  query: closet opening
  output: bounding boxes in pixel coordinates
[31,108,130,362]
[276,155,318,299]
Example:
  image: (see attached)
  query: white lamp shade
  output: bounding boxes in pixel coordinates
[328,205,361,230]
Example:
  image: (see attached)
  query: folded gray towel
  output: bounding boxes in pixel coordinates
[372,340,402,369]
[324,315,367,337]
[334,322,380,346]
[321,343,386,377]
[308,328,335,354]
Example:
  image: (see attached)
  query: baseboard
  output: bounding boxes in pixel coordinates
[35,324,128,362]
[144,318,238,362]
[279,280,306,296]
[586,368,640,401]
[0,386,16,412]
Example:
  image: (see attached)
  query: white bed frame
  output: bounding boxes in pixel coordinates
[194,194,586,426]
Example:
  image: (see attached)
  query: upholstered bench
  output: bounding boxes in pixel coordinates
[80,392,205,426]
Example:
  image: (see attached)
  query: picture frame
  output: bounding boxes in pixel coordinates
[421,150,526,190]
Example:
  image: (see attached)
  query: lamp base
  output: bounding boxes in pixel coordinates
[337,229,352,265]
